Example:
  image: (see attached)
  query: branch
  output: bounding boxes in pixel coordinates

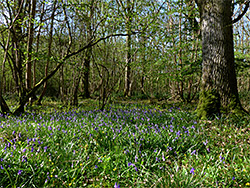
[24,32,136,102]
[64,32,137,60]
[8,0,25,30]
[233,1,250,23]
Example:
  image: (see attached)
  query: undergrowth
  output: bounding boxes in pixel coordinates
[0,102,249,187]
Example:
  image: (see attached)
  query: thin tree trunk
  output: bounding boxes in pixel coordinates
[60,65,65,102]
[0,31,11,114]
[34,2,45,89]
[26,0,36,104]
[82,0,94,99]
[124,0,133,97]
[37,0,57,104]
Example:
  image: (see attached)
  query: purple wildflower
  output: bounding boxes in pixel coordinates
[203,140,208,146]
[162,154,165,161]
[134,166,138,171]
[135,155,138,162]
[190,167,195,175]
[18,170,23,175]
[22,156,27,162]
[191,150,196,155]
[114,182,120,188]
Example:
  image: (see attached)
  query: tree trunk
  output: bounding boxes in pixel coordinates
[195,0,246,119]
[26,0,37,104]
[60,65,65,102]
[124,0,133,97]
[82,50,91,99]
[37,0,57,105]
[0,30,11,114]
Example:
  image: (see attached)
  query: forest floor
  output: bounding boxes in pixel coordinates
[0,98,250,187]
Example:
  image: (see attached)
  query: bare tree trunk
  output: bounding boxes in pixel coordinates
[26,0,36,104]
[124,0,133,97]
[10,0,27,114]
[83,53,91,99]
[72,67,81,106]
[60,65,65,102]
[82,0,95,99]
[37,0,57,104]
[0,31,11,114]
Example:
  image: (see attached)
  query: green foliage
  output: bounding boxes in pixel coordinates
[234,51,250,76]
[0,102,249,187]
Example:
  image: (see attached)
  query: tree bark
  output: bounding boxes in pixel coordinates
[83,52,91,99]
[26,0,36,91]
[26,0,37,104]
[124,0,133,97]
[37,0,57,105]
[195,0,247,119]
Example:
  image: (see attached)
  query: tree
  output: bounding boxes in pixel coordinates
[195,0,249,119]
[26,0,37,95]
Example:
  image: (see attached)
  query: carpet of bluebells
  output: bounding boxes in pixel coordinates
[0,104,250,187]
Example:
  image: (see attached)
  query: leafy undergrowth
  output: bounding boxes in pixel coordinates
[0,103,249,187]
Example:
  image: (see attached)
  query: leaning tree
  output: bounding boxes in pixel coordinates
[194,0,249,119]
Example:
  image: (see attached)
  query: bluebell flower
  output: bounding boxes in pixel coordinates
[156,157,159,162]
[191,150,196,155]
[18,170,23,175]
[162,154,165,161]
[190,167,195,175]
[114,182,120,188]
[135,155,138,162]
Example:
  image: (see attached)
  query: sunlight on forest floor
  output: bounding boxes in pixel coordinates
[0,100,250,187]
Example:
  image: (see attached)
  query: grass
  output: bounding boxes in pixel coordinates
[0,101,250,187]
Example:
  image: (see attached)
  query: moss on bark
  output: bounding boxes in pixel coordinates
[196,89,220,119]
[196,90,249,119]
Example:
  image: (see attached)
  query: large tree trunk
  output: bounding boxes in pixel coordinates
[195,0,246,119]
